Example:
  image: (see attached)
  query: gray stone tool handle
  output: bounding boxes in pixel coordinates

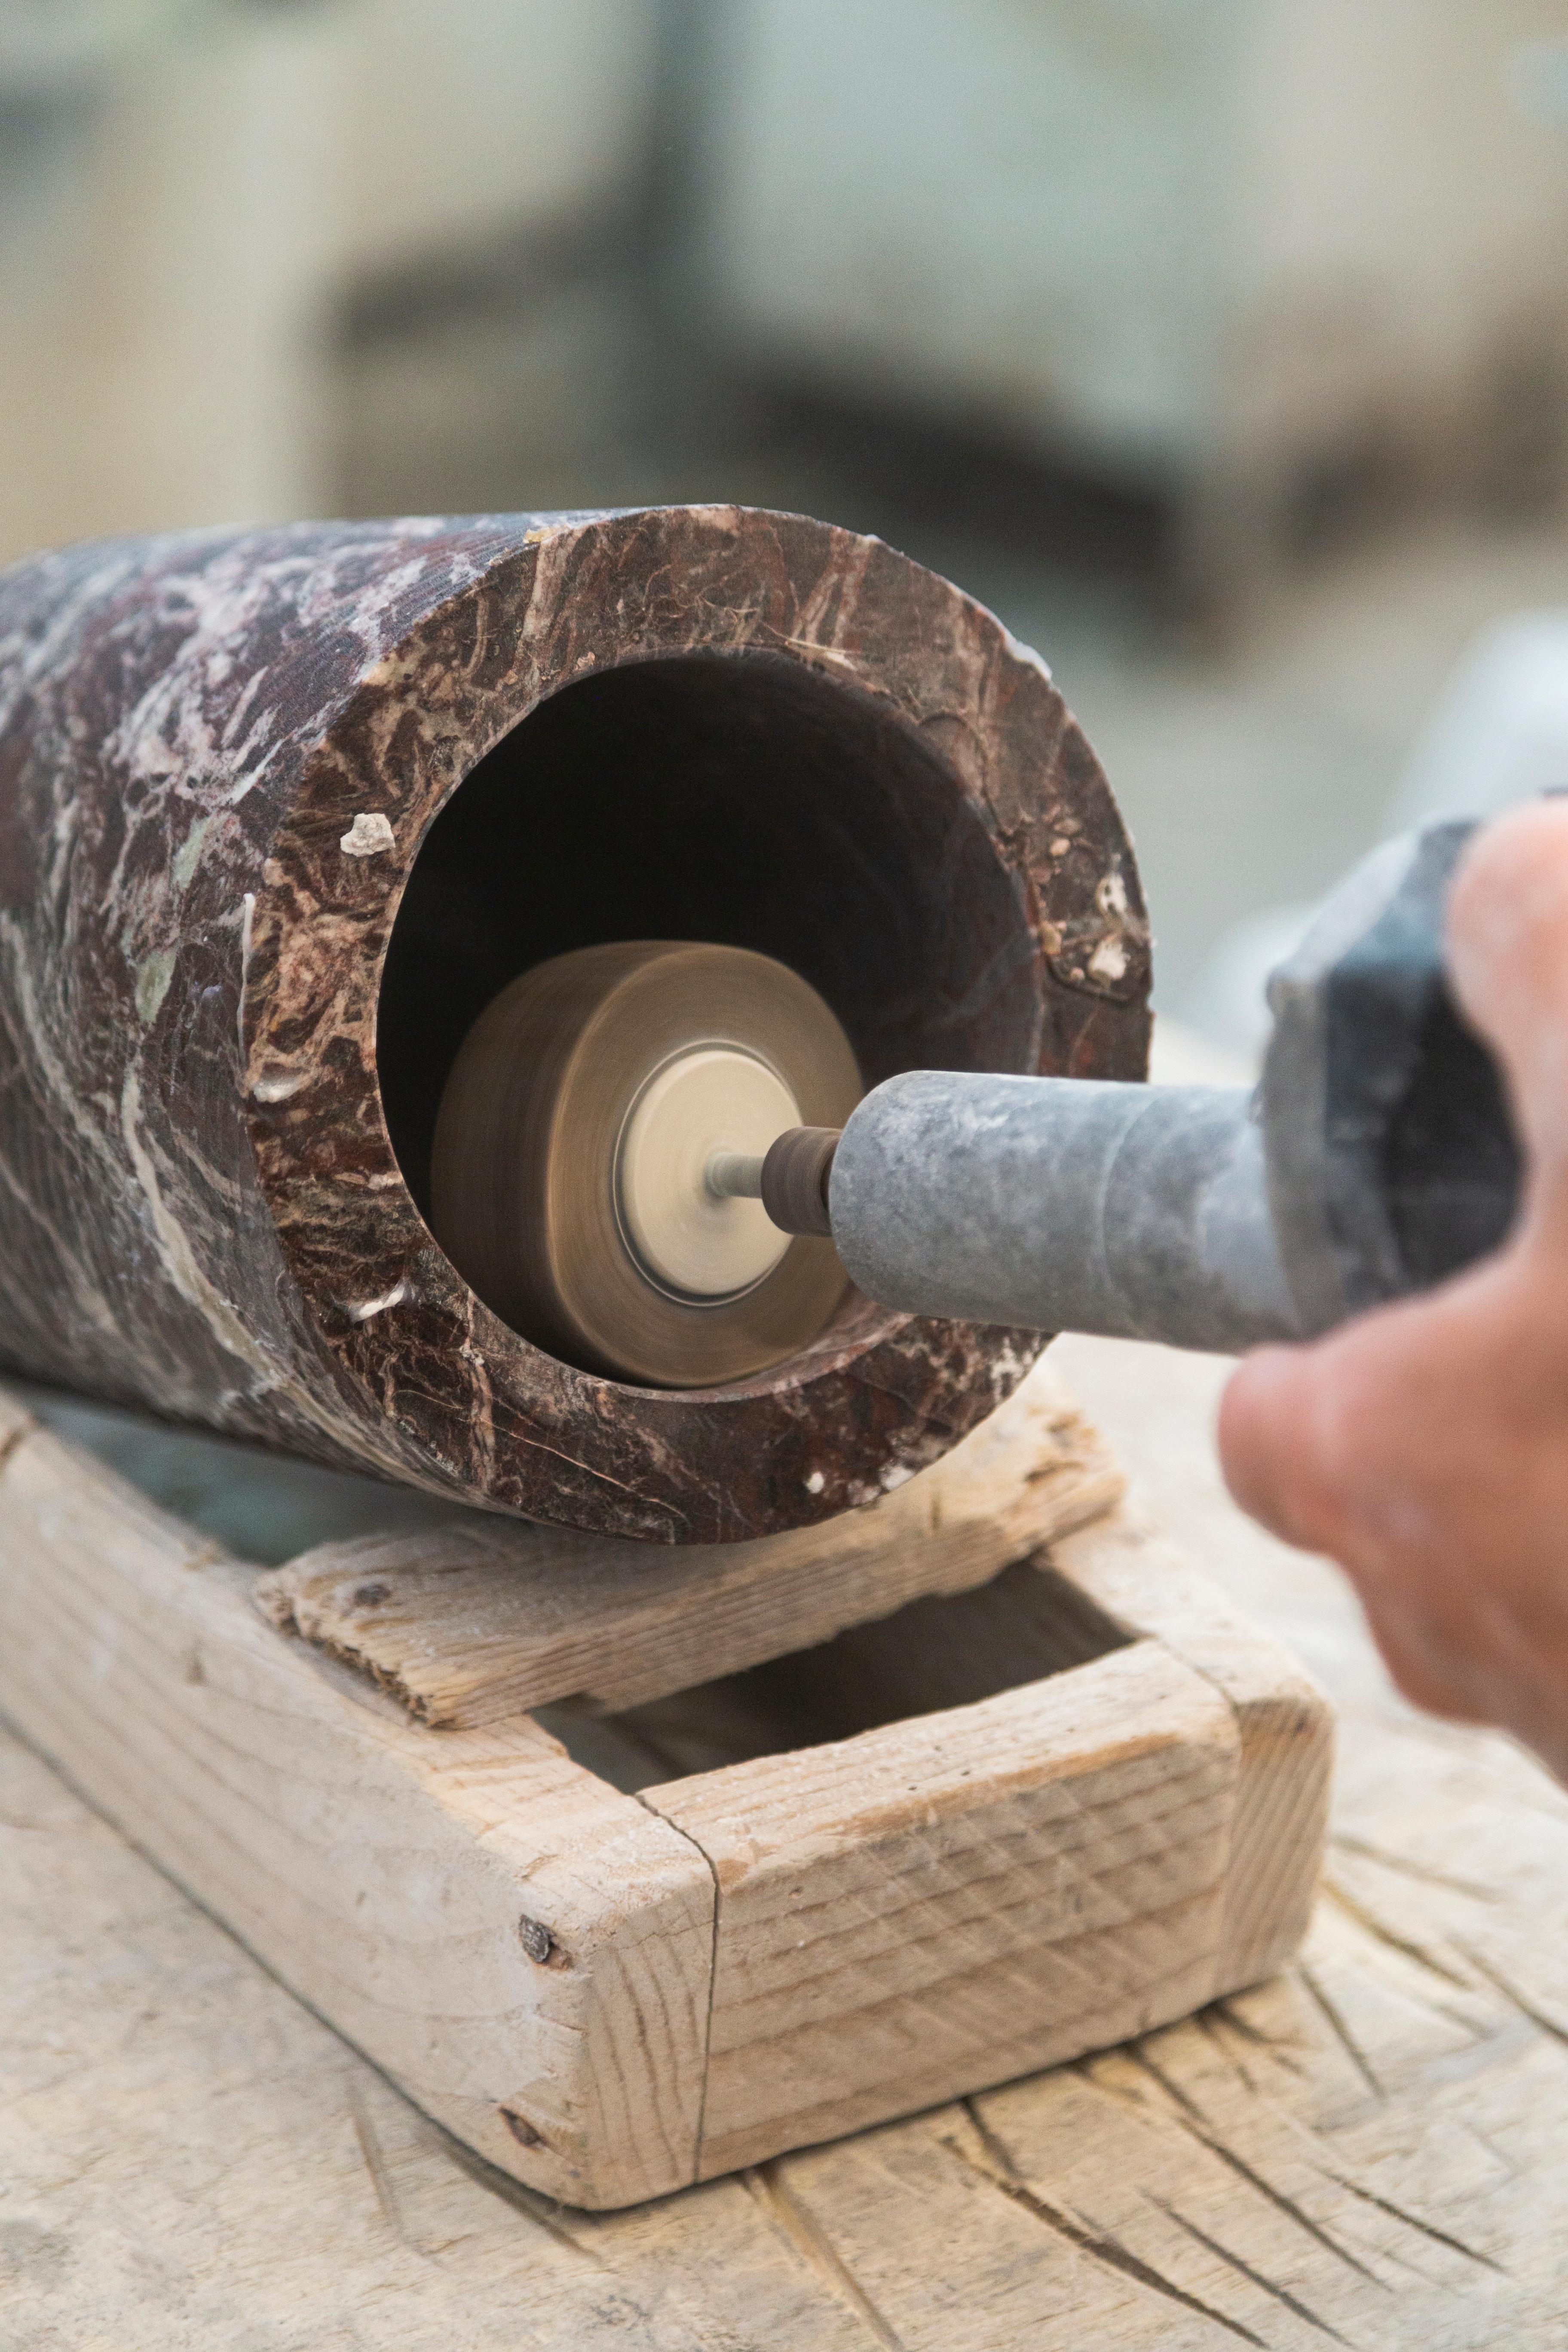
[1262,820,1521,1335]
[825,820,1523,1353]
[828,1073,1303,1351]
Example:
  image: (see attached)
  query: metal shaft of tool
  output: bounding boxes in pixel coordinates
[823,1071,1305,1352]
[706,1151,764,1199]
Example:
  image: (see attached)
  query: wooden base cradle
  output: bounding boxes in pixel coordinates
[0,1363,1330,2211]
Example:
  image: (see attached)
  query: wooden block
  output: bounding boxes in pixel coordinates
[1048,1508,1335,1987]
[0,1374,1329,2208]
[0,1421,714,2209]
[252,1360,1122,1726]
[641,1638,1241,2180]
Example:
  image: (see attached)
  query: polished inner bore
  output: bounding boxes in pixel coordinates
[384,649,1037,1383]
[615,1044,799,1302]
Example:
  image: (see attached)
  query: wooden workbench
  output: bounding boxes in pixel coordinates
[3,1333,1565,2347]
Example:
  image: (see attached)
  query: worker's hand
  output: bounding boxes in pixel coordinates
[1219,800,1568,1782]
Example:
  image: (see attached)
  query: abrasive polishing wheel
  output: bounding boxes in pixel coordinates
[432,943,860,1385]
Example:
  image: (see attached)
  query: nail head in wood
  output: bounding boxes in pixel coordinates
[516,1915,555,1966]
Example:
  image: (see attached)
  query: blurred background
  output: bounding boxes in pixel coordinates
[6,0,1568,1050]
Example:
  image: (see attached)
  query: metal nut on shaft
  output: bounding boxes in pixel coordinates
[760,1126,840,1237]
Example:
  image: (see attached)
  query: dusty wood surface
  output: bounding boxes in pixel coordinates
[251,1365,1122,1724]
[4,1338,1568,2343]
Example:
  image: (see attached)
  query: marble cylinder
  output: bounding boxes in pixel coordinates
[0,507,1150,1541]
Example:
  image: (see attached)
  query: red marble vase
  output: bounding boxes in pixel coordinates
[0,507,1148,1540]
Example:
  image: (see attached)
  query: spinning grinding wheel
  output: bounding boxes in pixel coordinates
[431,943,861,1386]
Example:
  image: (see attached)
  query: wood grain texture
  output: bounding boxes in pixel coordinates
[252,1360,1122,1726]
[5,1337,1567,2342]
[643,1638,1241,2179]
[0,1410,714,2208]
[1049,1508,1335,1989]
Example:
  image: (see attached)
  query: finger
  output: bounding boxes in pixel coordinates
[1222,1313,1500,1724]
[1446,801,1568,1177]
[1217,1341,1339,1551]
[1355,1586,1493,1724]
